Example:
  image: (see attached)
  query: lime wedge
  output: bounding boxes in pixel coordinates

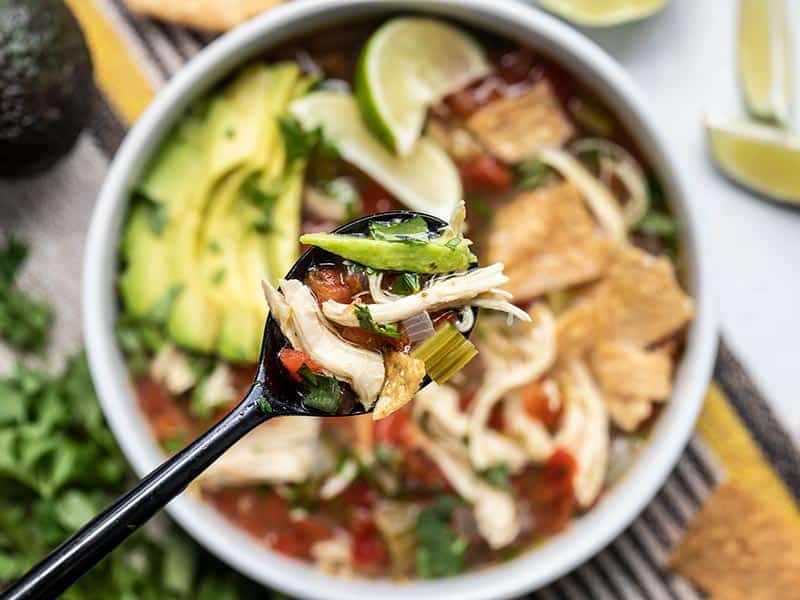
[738,0,793,127]
[537,0,668,26]
[706,115,800,205]
[355,17,490,155]
[291,91,462,221]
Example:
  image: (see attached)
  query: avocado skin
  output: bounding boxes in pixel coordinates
[0,0,93,177]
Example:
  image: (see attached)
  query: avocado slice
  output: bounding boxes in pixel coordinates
[298,232,477,273]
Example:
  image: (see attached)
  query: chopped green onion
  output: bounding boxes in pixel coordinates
[354,304,402,339]
[411,322,477,384]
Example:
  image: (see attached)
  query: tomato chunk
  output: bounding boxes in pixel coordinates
[349,513,389,566]
[307,267,357,304]
[461,154,513,191]
[278,348,321,382]
[522,380,561,431]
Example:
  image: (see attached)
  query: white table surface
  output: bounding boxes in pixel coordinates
[574,0,800,439]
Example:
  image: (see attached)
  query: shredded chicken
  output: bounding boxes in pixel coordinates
[554,362,609,507]
[311,534,353,577]
[319,458,359,500]
[150,343,196,395]
[199,417,320,487]
[468,304,557,471]
[321,264,516,326]
[487,183,614,303]
[467,81,574,163]
[503,390,555,462]
[263,279,385,408]
[417,433,520,549]
[373,351,426,420]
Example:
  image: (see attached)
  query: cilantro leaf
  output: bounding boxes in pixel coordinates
[415,496,468,578]
[278,116,338,163]
[369,216,430,245]
[353,304,401,339]
[478,464,510,490]
[242,171,283,234]
[516,158,555,190]
[298,365,342,413]
[389,272,421,296]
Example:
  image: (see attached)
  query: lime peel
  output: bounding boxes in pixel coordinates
[537,0,668,27]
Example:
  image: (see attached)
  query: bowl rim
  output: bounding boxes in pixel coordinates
[83,1,717,598]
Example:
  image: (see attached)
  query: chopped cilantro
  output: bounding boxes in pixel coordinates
[0,237,54,353]
[210,268,226,286]
[635,212,678,237]
[242,171,283,233]
[369,216,430,245]
[224,127,236,140]
[415,496,468,578]
[516,158,555,190]
[389,272,421,296]
[479,464,510,490]
[278,115,338,163]
[208,240,222,253]
[298,365,342,413]
[467,195,491,219]
[353,304,402,339]
[257,396,273,414]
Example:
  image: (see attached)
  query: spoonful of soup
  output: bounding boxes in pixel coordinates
[4,211,527,600]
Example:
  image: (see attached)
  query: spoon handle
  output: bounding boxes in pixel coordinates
[2,383,273,600]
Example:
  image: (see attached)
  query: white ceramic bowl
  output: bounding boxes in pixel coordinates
[83,1,717,598]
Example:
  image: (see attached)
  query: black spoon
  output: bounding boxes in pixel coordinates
[2,210,477,600]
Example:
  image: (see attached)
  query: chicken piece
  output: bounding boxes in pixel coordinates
[319,458,359,500]
[487,183,614,303]
[263,280,385,408]
[373,352,426,420]
[322,264,518,327]
[591,340,672,399]
[311,534,353,577]
[554,361,609,507]
[199,417,320,487]
[469,304,556,470]
[414,384,527,472]
[594,246,694,347]
[417,433,520,549]
[150,344,196,395]
[606,395,653,432]
[467,81,575,163]
[503,390,555,462]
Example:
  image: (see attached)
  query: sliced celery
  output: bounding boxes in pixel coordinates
[411,322,477,384]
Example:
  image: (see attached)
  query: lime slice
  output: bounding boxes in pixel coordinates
[537,0,668,26]
[738,0,793,127]
[291,91,462,221]
[706,115,800,205]
[355,17,490,155]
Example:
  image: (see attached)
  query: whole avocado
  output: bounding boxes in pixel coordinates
[0,0,93,177]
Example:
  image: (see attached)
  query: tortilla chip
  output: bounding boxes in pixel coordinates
[556,298,610,362]
[125,0,282,31]
[467,81,575,163]
[487,182,614,303]
[373,352,426,420]
[591,340,672,399]
[668,482,800,598]
[596,246,694,347]
[605,395,652,432]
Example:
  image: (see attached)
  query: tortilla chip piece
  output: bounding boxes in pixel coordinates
[591,340,672,399]
[605,395,652,432]
[373,352,426,420]
[487,182,614,303]
[125,0,282,31]
[668,482,800,598]
[467,81,575,163]
[556,298,609,362]
[596,246,694,347]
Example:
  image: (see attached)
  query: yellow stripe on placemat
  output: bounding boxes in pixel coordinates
[698,383,799,522]
[66,0,156,126]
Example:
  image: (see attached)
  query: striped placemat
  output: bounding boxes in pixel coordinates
[2,1,798,597]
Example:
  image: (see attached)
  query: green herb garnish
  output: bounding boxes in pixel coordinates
[389,272,421,296]
[415,496,468,578]
[257,396,273,414]
[479,464,510,490]
[242,171,283,233]
[210,268,226,286]
[298,365,342,413]
[278,116,338,163]
[516,158,555,190]
[353,304,402,339]
[0,237,54,354]
[635,212,678,237]
[369,216,430,245]
[468,195,491,219]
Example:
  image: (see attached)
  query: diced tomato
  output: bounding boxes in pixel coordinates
[339,481,376,509]
[136,377,189,442]
[349,513,389,566]
[278,348,321,382]
[373,404,412,447]
[521,380,561,431]
[402,449,451,491]
[359,179,400,215]
[488,404,505,432]
[543,448,577,498]
[460,155,514,192]
[307,267,357,304]
[271,531,310,558]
